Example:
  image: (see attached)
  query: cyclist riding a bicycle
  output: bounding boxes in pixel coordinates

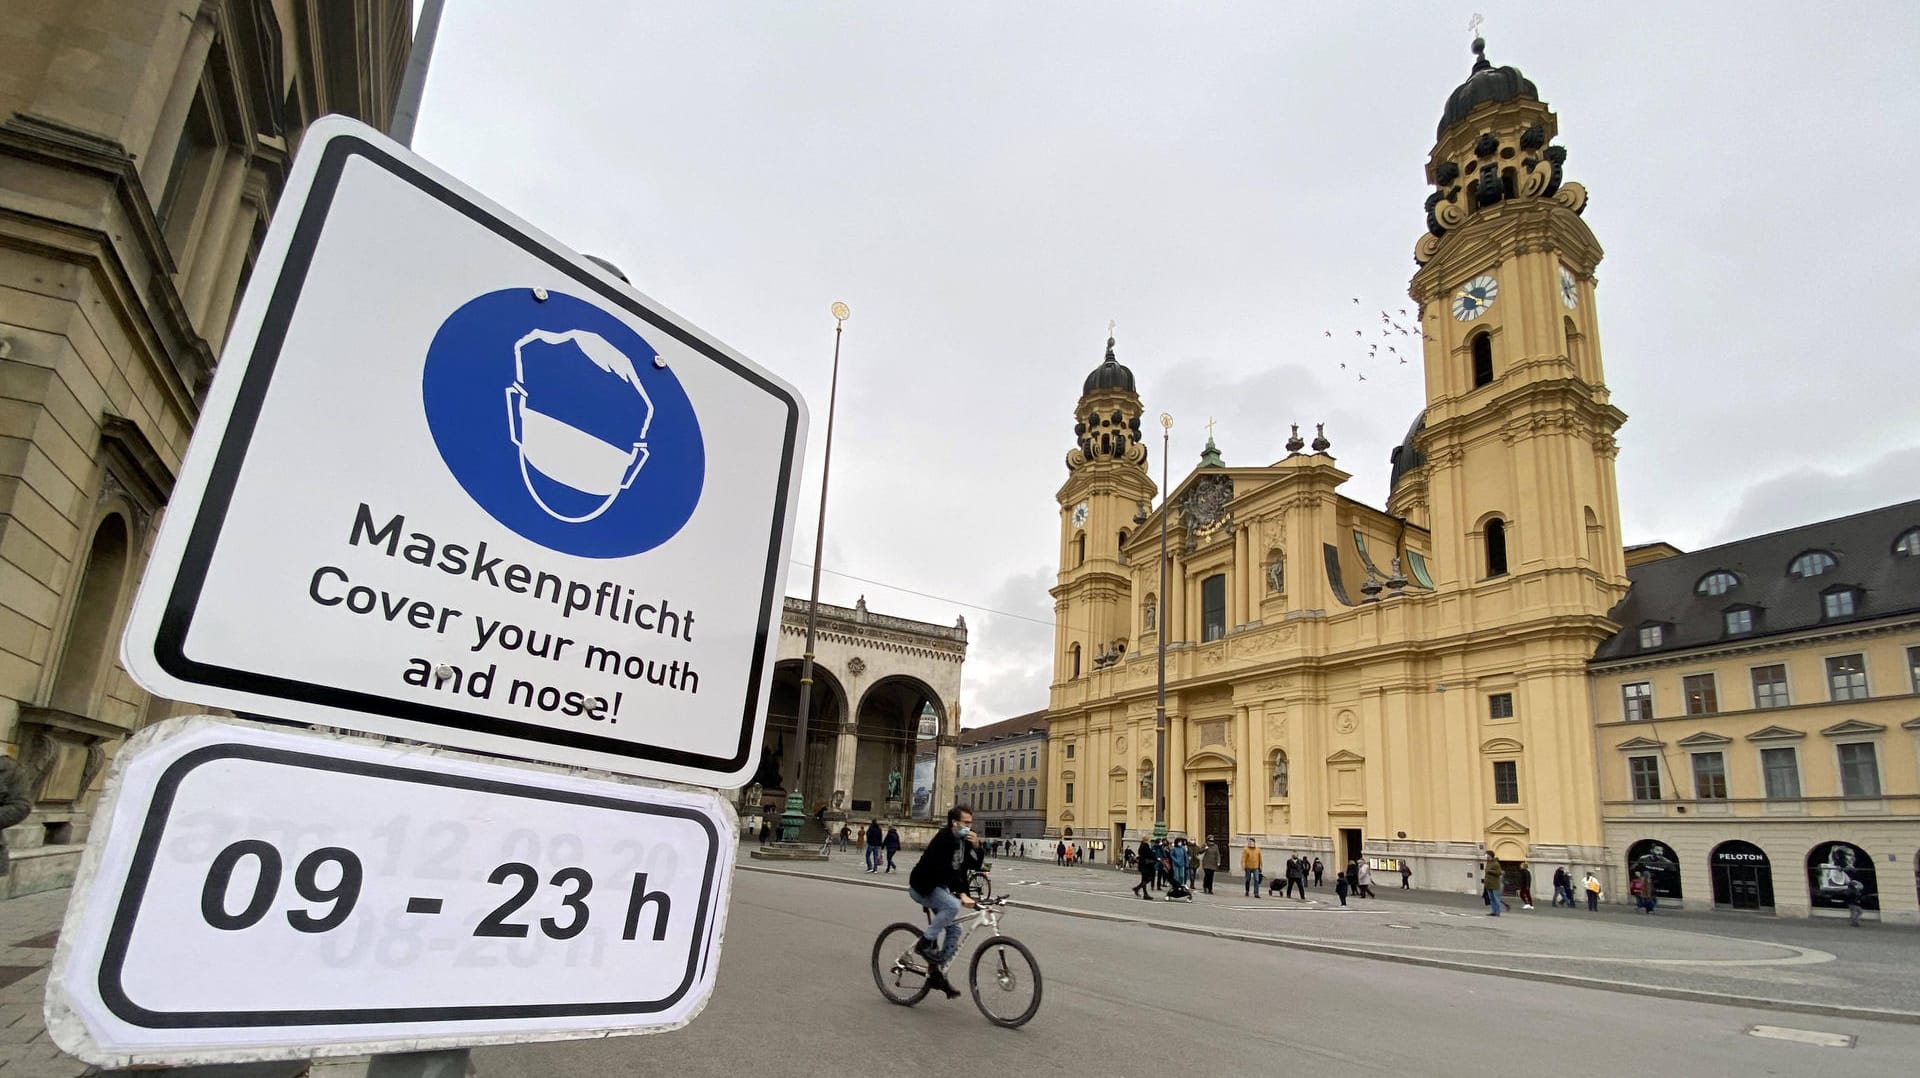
[907,803,982,998]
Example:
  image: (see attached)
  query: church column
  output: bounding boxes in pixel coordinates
[1230,528,1248,627]
[140,10,218,199]
[1234,704,1254,836]
[1168,715,1187,835]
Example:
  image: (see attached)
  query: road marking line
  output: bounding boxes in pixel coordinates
[1747,1025,1853,1048]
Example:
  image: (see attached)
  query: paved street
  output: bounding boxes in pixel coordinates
[476,865,1920,1078]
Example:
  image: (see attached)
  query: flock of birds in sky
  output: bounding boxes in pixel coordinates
[1326,297,1436,382]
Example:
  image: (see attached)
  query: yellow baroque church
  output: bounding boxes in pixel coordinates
[1047,38,1620,897]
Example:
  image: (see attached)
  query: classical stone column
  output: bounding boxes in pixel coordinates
[831,720,858,812]
[1233,704,1253,836]
[933,711,958,817]
[140,11,219,199]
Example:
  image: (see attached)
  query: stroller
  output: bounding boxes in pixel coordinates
[1163,850,1194,902]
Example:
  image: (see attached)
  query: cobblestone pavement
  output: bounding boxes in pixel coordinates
[744,842,1920,1021]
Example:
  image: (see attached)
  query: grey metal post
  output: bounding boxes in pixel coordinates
[389,0,446,147]
[1154,415,1170,838]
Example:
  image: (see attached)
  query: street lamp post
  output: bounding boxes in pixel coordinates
[780,301,851,842]
[1154,413,1172,839]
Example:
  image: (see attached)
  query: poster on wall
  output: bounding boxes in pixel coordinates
[911,755,935,818]
[1627,840,1683,900]
[1806,840,1878,910]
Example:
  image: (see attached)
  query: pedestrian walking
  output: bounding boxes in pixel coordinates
[1132,838,1156,900]
[1312,857,1324,887]
[1291,856,1308,899]
[1345,859,1360,898]
[1201,838,1220,894]
[1483,856,1505,916]
[1551,866,1570,907]
[884,825,901,872]
[1242,839,1263,898]
[864,819,883,872]
[838,823,851,852]
[1845,873,1866,927]
[1399,861,1412,889]
[1334,872,1349,906]
[757,818,772,845]
[1057,839,1067,866]
[1583,871,1601,911]
[1356,860,1375,899]
[1518,862,1534,909]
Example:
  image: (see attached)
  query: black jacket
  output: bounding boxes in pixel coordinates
[911,827,972,896]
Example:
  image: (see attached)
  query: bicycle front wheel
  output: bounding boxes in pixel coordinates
[969,936,1041,1028]
[871,923,934,1006]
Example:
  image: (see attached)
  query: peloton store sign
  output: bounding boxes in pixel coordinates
[118,117,806,788]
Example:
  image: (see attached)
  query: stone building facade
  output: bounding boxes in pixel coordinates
[747,596,966,829]
[956,709,1047,840]
[0,0,410,897]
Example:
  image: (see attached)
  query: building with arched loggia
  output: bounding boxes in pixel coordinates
[0,2,411,899]
[742,597,966,836]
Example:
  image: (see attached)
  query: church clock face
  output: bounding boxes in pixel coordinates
[1559,265,1579,309]
[1452,275,1498,321]
[1071,501,1089,528]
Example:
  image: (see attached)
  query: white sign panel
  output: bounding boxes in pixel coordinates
[46,717,733,1064]
[119,115,806,786]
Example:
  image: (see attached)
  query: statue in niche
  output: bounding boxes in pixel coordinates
[1270,752,1289,798]
[1142,596,1157,632]
[1266,559,1285,593]
[1139,766,1155,799]
[887,768,902,801]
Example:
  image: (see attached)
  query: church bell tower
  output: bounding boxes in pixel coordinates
[1052,332,1156,685]
[1407,36,1629,609]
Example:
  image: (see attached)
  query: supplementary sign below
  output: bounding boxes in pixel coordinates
[118,116,805,787]
[45,716,733,1065]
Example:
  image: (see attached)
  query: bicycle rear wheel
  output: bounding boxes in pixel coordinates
[968,873,993,901]
[871,923,934,1006]
[968,936,1041,1028]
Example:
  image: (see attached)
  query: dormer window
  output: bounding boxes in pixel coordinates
[1821,586,1858,619]
[1638,624,1664,649]
[1788,550,1837,579]
[1895,528,1920,558]
[1695,570,1739,596]
[1723,607,1754,636]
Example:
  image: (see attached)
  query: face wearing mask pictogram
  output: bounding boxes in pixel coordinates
[504,328,654,523]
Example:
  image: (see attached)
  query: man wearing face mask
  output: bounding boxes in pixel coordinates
[908,804,982,999]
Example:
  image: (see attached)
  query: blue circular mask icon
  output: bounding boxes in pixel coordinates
[422,288,705,558]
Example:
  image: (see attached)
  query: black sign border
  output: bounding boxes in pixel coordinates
[150,132,799,778]
[98,740,723,1027]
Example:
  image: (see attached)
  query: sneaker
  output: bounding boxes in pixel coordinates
[1523,904,1534,910]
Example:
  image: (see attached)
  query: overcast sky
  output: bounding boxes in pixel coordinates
[412,2,1920,728]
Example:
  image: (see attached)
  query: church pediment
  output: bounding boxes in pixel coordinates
[1109,765,1128,777]
[1746,725,1805,741]
[1486,816,1530,835]
[1904,717,1920,731]
[1479,737,1523,754]
[1821,719,1886,737]
[1676,732,1732,747]
[1613,736,1664,751]
[1325,749,1366,765]
[1184,749,1235,770]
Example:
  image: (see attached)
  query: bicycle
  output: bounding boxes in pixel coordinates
[871,895,1041,1028]
[966,862,993,901]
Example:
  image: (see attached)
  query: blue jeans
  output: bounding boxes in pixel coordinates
[865,845,879,871]
[1245,869,1261,895]
[1487,888,1504,915]
[909,886,964,966]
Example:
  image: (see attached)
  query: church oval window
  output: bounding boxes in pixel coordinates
[1787,550,1836,579]
[1695,570,1739,596]
[1893,528,1920,558]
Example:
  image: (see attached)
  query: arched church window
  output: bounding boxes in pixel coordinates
[1500,167,1518,200]
[1470,332,1494,388]
[1075,532,1086,566]
[51,513,131,714]
[1485,518,1509,578]
[1069,644,1081,679]
[1269,751,1289,798]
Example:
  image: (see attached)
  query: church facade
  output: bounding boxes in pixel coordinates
[1045,40,1631,896]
